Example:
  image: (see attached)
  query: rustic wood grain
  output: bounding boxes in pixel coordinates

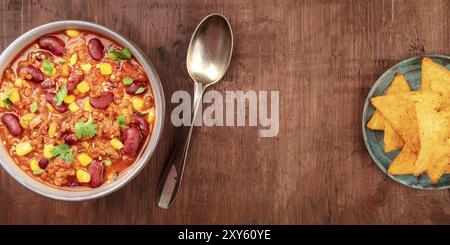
[1,0,450,224]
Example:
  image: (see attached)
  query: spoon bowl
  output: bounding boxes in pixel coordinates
[187,14,233,86]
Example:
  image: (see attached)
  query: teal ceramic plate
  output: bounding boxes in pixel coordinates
[362,54,450,190]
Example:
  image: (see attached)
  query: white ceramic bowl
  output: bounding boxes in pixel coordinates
[0,20,165,201]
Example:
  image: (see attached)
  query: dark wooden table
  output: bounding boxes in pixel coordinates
[1,0,450,224]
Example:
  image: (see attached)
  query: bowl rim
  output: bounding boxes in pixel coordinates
[362,53,450,190]
[0,20,165,201]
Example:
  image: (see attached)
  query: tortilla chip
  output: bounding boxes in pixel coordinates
[384,123,404,152]
[413,92,450,182]
[371,92,420,153]
[367,111,385,130]
[422,57,450,92]
[388,143,450,175]
[368,73,411,152]
[385,73,412,94]
[388,144,416,175]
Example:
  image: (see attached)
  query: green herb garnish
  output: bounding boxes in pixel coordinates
[107,48,132,62]
[122,77,133,85]
[74,117,99,138]
[134,87,145,94]
[2,98,12,108]
[42,59,55,76]
[116,115,126,127]
[30,102,38,113]
[51,144,74,163]
[54,85,67,106]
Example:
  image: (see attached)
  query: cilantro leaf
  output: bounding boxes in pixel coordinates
[107,48,132,61]
[51,144,74,163]
[116,115,126,127]
[0,89,14,108]
[2,98,12,108]
[121,48,131,59]
[42,59,55,76]
[122,77,133,85]
[30,102,38,113]
[75,117,99,138]
[54,85,67,106]
[108,50,121,60]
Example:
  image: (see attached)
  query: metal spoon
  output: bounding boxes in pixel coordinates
[156,14,233,209]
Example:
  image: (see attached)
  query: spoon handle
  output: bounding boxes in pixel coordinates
[156,83,204,209]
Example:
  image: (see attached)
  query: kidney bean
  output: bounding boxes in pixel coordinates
[66,175,80,187]
[1,113,22,137]
[38,36,66,56]
[63,132,77,145]
[89,91,114,109]
[88,38,105,61]
[17,65,44,83]
[67,70,84,92]
[125,81,147,95]
[41,78,56,90]
[45,92,68,113]
[88,160,104,188]
[132,114,149,138]
[123,126,142,155]
[38,157,49,169]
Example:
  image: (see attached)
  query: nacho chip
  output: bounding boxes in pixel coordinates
[388,143,416,175]
[371,92,420,152]
[368,73,411,152]
[388,143,450,175]
[384,123,404,152]
[422,57,450,92]
[367,112,385,130]
[413,92,450,182]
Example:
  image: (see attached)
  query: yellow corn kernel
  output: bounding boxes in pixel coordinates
[47,103,55,113]
[65,29,80,38]
[48,122,57,138]
[43,144,54,158]
[76,81,90,93]
[81,141,90,148]
[20,113,34,128]
[68,102,80,112]
[80,63,92,73]
[147,109,155,123]
[29,158,44,174]
[15,78,24,88]
[16,142,33,156]
[64,95,75,104]
[83,99,93,112]
[132,97,144,111]
[110,74,116,80]
[60,64,70,77]
[102,159,112,167]
[8,89,20,104]
[77,153,93,166]
[76,169,91,183]
[110,138,124,150]
[99,63,112,75]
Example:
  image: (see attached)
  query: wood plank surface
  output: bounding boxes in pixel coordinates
[1,0,450,224]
